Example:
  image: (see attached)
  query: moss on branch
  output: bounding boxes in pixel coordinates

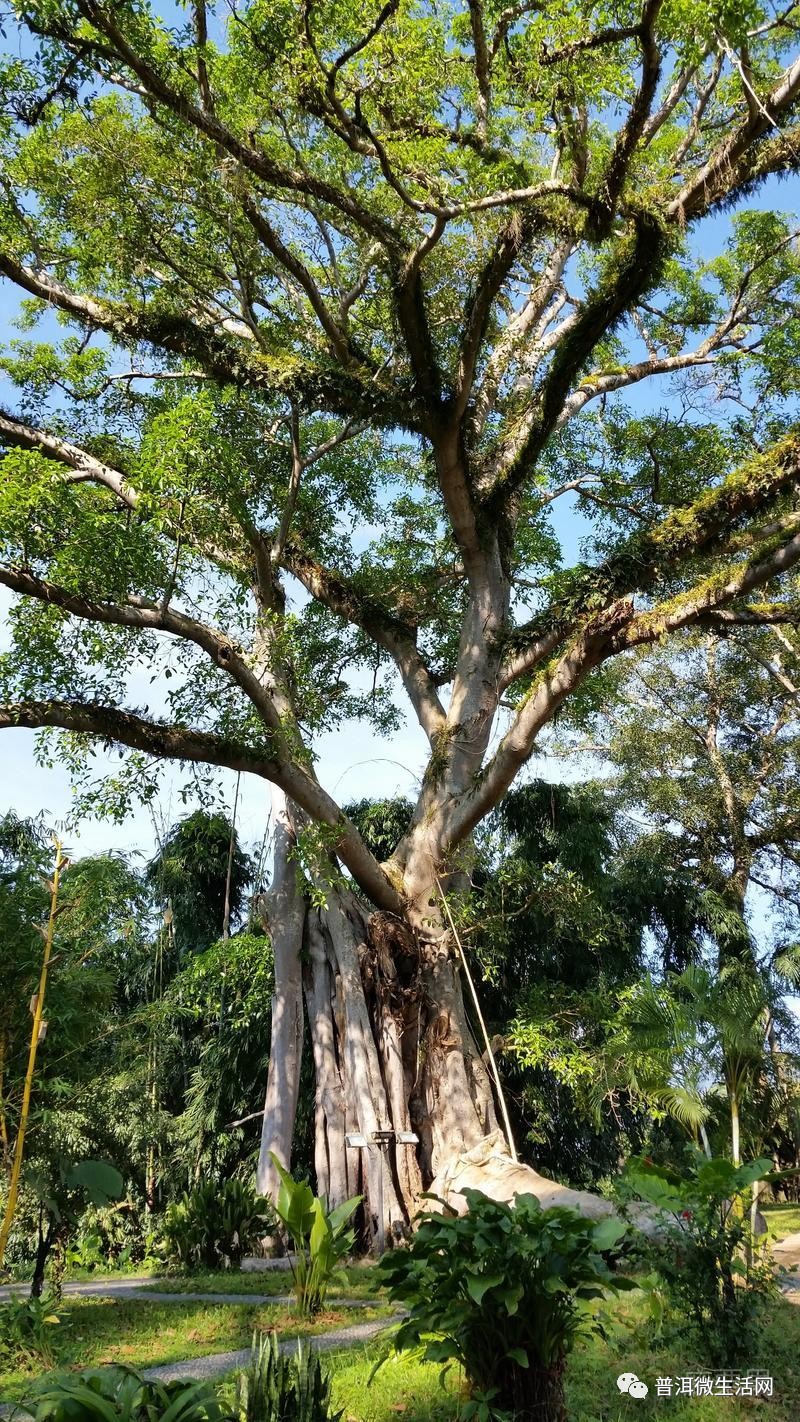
[505,433,800,663]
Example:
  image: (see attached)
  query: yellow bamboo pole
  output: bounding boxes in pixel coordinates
[0,837,65,1267]
[0,1034,9,1165]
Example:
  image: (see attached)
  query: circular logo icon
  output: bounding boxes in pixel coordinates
[617,1372,649,1398]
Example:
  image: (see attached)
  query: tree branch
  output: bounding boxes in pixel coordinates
[472,238,573,436]
[669,51,800,222]
[192,0,214,115]
[540,23,642,67]
[484,211,667,513]
[0,565,289,739]
[616,527,800,654]
[329,0,401,77]
[451,525,800,850]
[674,53,725,167]
[0,697,402,911]
[737,642,800,700]
[466,0,491,137]
[66,1,402,250]
[238,192,355,365]
[454,210,539,422]
[0,410,252,582]
[280,541,447,741]
[697,605,800,629]
[641,46,712,144]
[600,0,664,214]
[499,432,800,687]
[552,347,721,429]
[447,601,636,848]
[0,257,406,426]
[748,813,800,851]
[0,698,280,777]
[271,405,305,567]
[0,407,447,740]
[0,408,138,507]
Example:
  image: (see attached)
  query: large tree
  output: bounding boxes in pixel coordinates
[602,626,800,963]
[2,1,800,1237]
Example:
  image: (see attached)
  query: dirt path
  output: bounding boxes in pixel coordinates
[0,1275,158,1302]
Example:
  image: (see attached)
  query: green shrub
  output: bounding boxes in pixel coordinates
[68,1203,160,1274]
[0,1292,62,1371]
[162,1179,273,1271]
[234,1330,342,1422]
[624,1153,779,1367]
[269,1154,359,1317]
[23,1365,231,1421]
[377,1189,633,1422]
[66,1229,107,1274]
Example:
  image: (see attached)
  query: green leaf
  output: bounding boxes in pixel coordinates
[327,1195,361,1235]
[466,1271,504,1304]
[65,1159,124,1204]
[590,1216,627,1252]
[506,1347,529,1367]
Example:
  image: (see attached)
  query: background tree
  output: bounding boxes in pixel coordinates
[0,813,50,1184]
[149,930,277,1190]
[542,617,800,1183]
[467,782,710,1186]
[0,803,279,1280]
[603,626,800,965]
[146,810,254,961]
[0,817,149,1288]
[2,1,800,1234]
[614,958,800,1172]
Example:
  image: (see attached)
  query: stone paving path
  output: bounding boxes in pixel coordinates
[143,1313,400,1383]
[0,1276,158,1303]
[774,1231,800,1302]
[0,1276,374,1309]
[0,1313,399,1416]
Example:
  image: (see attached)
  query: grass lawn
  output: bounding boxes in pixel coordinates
[144,1263,385,1299]
[0,1296,393,1402]
[329,1348,456,1422]
[761,1201,800,1242]
[564,1292,800,1421]
[5,1275,799,1419]
[323,1291,800,1422]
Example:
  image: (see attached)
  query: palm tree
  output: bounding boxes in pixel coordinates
[614,959,800,1168]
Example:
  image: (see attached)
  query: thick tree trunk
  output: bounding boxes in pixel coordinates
[255,830,638,1240]
[304,912,351,1207]
[415,939,498,1176]
[256,787,306,1202]
[259,879,414,1243]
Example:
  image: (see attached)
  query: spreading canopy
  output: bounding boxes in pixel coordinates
[2,0,800,905]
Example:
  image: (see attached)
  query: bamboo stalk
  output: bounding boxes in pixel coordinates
[0,837,65,1267]
[0,1033,9,1167]
[222,771,241,942]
